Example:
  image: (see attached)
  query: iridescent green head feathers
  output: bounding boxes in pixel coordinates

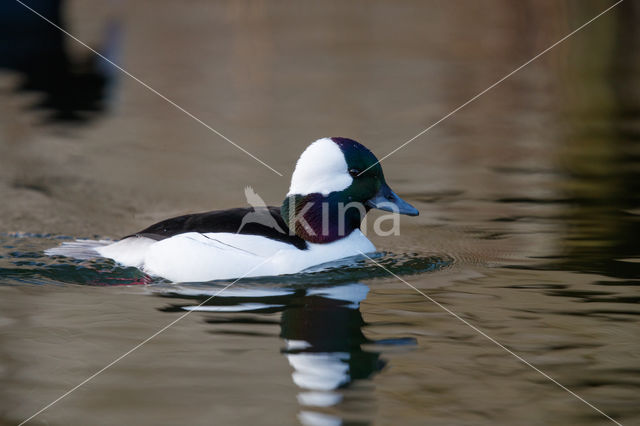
[282,137,418,243]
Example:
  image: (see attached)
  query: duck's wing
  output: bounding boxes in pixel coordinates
[128,206,306,250]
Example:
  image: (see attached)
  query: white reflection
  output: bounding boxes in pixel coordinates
[298,410,342,426]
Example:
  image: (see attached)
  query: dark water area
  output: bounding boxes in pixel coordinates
[1,1,639,425]
[0,0,117,123]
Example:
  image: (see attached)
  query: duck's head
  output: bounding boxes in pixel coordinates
[282,137,418,243]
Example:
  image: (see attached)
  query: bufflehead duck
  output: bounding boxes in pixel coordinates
[47,137,418,282]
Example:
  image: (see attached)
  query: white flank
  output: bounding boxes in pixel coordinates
[47,230,376,282]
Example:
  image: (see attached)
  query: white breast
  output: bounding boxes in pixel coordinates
[94,230,375,282]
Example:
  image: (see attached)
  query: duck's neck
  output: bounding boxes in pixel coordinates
[281,193,367,244]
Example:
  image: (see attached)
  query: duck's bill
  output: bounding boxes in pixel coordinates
[366,184,419,216]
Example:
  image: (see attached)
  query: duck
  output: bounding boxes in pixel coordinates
[46,137,419,282]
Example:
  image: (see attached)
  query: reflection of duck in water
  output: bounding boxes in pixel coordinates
[157,281,415,425]
[281,284,384,408]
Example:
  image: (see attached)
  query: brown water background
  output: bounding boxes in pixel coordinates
[0,1,639,425]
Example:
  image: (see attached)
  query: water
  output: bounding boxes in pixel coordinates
[1,1,639,425]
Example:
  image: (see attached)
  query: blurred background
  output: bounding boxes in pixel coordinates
[0,0,638,425]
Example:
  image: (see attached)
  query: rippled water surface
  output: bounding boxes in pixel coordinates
[1,1,639,425]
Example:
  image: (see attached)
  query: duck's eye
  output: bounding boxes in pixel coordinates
[348,168,361,177]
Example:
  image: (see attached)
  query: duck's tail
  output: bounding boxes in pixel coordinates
[44,239,113,260]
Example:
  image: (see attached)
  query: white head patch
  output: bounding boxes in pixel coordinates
[287,138,353,196]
